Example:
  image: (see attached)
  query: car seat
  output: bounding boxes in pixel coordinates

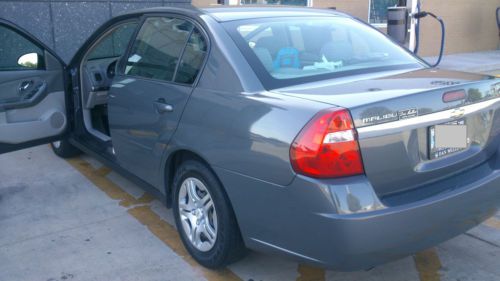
[256,36,281,58]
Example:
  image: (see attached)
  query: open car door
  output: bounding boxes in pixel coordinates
[0,19,68,154]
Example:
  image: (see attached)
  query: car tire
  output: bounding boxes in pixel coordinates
[50,139,81,158]
[173,160,246,269]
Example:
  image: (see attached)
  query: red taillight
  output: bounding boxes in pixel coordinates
[290,108,364,178]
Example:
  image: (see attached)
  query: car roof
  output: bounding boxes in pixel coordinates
[201,7,348,22]
[121,6,348,22]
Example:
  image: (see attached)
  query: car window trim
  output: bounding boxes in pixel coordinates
[117,15,147,77]
[172,27,195,83]
[181,18,211,88]
[119,13,211,88]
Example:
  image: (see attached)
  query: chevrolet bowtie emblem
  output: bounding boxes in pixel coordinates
[450,108,465,119]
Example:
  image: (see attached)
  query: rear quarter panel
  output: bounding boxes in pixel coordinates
[169,17,328,185]
[172,87,326,186]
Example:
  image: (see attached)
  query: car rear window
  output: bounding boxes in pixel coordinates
[223,16,425,89]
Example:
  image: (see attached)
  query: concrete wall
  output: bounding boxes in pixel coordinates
[0,1,191,63]
[322,0,500,56]
[311,0,500,57]
[312,0,369,21]
[192,0,220,7]
[417,0,500,56]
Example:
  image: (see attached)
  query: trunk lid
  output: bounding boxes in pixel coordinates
[276,69,500,198]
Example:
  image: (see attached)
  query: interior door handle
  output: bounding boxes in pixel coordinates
[19,80,34,92]
[19,81,47,101]
[154,99,173,113]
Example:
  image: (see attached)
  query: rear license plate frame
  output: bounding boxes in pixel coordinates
[429,119,467,160]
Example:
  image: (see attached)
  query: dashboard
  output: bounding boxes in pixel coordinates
[81,57,119,109]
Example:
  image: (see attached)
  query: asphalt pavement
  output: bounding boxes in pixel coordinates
[1,145,500,281]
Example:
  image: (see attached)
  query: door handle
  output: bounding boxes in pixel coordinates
[154,99,173,113]
[19,81,46,101]
[18,80,34,93]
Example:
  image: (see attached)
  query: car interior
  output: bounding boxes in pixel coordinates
[79,21,138,143]
[242,21,397,79]
[249,24,358,71]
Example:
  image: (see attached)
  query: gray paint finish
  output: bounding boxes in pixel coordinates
[0,1,191,62]
[104,8,500,270]
[75,7,500,270]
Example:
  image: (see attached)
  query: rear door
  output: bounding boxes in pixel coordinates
[0,19,68,154]
[108,16,208,186]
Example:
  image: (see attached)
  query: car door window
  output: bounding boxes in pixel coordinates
[87,22,138,61]
[0,24,44,71]
[124,17,193,81]
[174,28,207,84]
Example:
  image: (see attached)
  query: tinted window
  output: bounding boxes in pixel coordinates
[225,17,424,89]
[125,17,193,81]
[0,24,44,71]
[87,22,138,61]
[175,28,207,84]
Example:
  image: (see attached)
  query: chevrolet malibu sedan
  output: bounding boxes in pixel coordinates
[1,7,499,271]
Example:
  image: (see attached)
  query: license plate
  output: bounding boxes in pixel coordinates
[429,119,467,160]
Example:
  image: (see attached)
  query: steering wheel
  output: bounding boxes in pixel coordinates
[107,60,118,79]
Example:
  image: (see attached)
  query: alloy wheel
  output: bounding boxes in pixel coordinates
[178,177,218,252]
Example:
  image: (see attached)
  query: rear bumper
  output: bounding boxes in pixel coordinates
[314,169,500,270]
[215,152,500,271]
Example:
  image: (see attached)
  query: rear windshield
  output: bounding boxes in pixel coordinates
[224,16,425,89]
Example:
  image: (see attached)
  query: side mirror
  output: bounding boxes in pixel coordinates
[17,53,40,69]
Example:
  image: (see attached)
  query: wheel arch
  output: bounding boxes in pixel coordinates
[164,149,227,210]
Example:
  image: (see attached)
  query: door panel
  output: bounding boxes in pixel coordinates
[108,16,208,187]
[0,91,66,144]
[109,76,192,186]
[0,69,63,109]
[0,20,67,154]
